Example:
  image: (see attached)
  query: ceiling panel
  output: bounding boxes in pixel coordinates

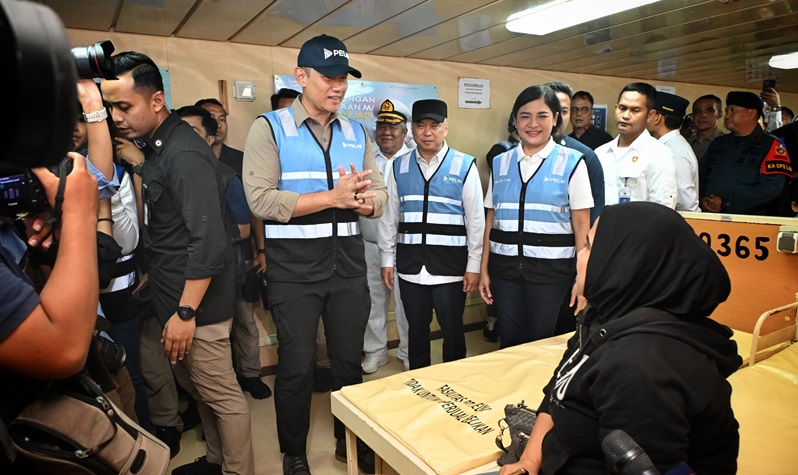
[281,0,426,48]
[233,0,348,45]
[369,0,532,59]
[348,0,500,56]
[43,0,119,31]
[444,0,692,64]
[598,27,798,78]
[114,0,197,36]
[176,0,275,41]
[43,0,798,92]
[517,0,797,71]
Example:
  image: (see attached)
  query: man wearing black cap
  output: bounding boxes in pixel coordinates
[647,91,700,212]
[698,91,793,216]
[242,34,387,474]
[379,99,485,370]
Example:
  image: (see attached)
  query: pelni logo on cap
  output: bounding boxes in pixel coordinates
[323,48,348,60]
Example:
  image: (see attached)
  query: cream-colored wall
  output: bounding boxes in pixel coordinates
[67,29,798,180]
[66,29,797,352]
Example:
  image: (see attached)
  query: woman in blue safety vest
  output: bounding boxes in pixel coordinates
[479,85,593,348]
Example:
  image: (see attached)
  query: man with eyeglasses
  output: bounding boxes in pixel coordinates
[569,91,613,150]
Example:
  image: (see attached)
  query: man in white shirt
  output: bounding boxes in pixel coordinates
[647,91,700,212]
[361,99,411,373]
[595,83,677,209]
[379,99,484,370]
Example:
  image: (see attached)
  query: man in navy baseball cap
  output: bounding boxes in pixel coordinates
[297,34,362,78]
[243,31,385,475]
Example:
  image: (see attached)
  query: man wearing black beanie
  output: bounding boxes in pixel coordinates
[698,91,793,216]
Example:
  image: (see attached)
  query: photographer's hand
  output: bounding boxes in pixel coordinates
[32,152,99,215]
[1,153,101,379]
[22,214,54,250]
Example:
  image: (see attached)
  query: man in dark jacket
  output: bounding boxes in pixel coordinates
[102,52,253,475]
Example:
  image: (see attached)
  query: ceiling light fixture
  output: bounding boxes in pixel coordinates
[769,52,798,70]
[507,0,664,36]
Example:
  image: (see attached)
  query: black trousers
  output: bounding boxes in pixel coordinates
[398,278,467,370]
[267,272,370,455]
[491,277,571,348]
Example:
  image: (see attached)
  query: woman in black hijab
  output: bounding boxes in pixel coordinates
[501,202,741,475]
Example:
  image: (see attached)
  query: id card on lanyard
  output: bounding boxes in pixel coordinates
[619,178,631,203]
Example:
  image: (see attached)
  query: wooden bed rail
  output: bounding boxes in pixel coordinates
[749,295,798,365]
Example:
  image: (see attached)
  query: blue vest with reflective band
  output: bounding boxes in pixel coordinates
[489,143,583,282]
[260,108,367,282]
[393,148,474,276]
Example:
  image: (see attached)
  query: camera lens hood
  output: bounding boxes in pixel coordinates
[1,0,77,169]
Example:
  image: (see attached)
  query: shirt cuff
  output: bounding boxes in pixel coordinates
[466,258,482,274]
[380,253,395,268]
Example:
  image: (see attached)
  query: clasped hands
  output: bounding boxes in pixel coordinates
[334,163,375,214]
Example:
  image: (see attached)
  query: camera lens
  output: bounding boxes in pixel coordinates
[71,41,117,80]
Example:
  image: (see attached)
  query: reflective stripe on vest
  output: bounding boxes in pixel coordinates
[264,221,360,239]
[259,109,367,282]
[394,148,471,246]
[264,109,363,195]
[490,144,581,259]
[393,148,474,276]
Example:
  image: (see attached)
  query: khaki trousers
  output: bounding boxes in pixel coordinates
[173,320,254,475]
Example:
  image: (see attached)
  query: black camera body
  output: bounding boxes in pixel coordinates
[0,166,48,216]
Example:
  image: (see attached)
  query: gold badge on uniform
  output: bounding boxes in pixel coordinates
[632,156,639,163]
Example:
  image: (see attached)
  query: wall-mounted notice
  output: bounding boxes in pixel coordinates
[458,77,490,109]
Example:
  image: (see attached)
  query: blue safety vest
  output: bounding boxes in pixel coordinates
[393,148,474,276]
[489,144,583,282]
[260,108,367,282]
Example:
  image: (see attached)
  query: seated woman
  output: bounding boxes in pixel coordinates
[480,85,593,348]
[500,202,741,475]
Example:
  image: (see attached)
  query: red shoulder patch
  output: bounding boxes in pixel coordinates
[761,139,793,178]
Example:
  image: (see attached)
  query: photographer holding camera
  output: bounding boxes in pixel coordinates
[0,152,100,473]
[0,154,99,378]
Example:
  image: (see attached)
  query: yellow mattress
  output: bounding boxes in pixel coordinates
[341,334,570,475]
[340,330,790,475]
[730,342,798,474]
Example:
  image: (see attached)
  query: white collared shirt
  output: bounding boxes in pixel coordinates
[484,138,593,210]
[659,130,700,212]
[379,141,485,285]
[360,143,411,243]
[596,130,677,208]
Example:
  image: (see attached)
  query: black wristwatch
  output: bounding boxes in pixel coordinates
[256,248,266,255]
[177,305,197,321]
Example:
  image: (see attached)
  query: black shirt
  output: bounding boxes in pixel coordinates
[568,126,613,151]
[219,143,244,177]
[485,135,519,173]
[140,113,234,326]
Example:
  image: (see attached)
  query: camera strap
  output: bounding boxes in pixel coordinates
[47,160,71,227]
